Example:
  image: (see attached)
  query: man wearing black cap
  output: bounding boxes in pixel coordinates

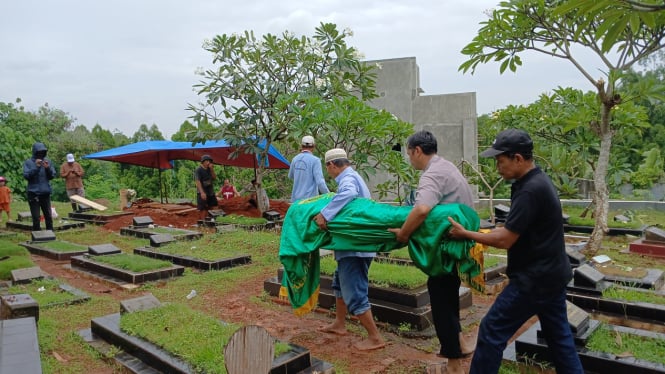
[448,129,583,374]
[195,155,218,220]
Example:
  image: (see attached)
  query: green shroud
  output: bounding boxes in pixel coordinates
[279,193,481,315]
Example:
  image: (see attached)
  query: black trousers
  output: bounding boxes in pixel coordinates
[27,192,53,231]
[428,271,462,358]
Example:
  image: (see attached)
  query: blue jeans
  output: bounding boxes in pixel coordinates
[470,281,583,374]
[331,257,372,316]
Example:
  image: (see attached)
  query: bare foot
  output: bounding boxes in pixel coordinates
[353,338,386,351]
[460,332,476,356]
[317,324,347,336]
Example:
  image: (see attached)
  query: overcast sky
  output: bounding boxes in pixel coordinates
[1,0,603,139]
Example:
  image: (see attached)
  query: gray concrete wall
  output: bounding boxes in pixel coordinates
[363,57,478,202]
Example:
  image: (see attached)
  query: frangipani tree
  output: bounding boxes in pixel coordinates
[459,0,665,253]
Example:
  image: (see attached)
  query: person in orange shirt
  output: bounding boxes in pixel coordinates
[0,176,12,224]
[60,153,86,212]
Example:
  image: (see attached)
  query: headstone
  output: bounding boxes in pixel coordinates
[613,214,630,223]
[88,244,122,256]
[132,216,153,227]
[494,204,510,218]
[120,293,161,314]
[479,219,495,230]
[566,300,590,334]
[150,234,175,247]
[208,209,226,218]
[31,230,56,242]
[566,248,586,267]
[574,264,605,288]
[224,325,274,374]
[645,226,665,244]
[0,294,39,322]
[10,267,44,285]
[263,210,280,221]
[562,213,570,224]
[17,212,32,222]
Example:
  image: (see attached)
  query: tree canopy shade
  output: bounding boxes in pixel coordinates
[84,140,289,170]
[459,0,665,253]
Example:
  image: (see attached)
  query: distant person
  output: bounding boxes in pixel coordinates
[0,176,11,224]
[447,129,583,374]
[217,179,240,200]
[60,153,86,212]
[195,154,218,220]
[314,148,385,351]
[288,135,329,202]
[23,142,57,231]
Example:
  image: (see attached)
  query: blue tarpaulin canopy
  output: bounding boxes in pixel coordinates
[84,140,290,169]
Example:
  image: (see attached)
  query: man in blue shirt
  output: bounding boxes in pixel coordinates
[313,148,385,351]
[288,135,330,202]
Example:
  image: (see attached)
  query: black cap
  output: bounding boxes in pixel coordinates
[480,129,533,157]
[201,154,213,162]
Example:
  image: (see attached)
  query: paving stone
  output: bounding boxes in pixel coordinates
[16,212,32,222]
[31,230,56,242]
[10,267,44,285]
[132,216,153,227]
[263,210,281,221]
[0,294,39,322]
[645,226,665,243]
[574,264,605,288]
[88,244,122,256]
[120,294,161,314]
[149,234,175,247]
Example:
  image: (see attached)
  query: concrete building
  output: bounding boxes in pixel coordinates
[364,57,478,201]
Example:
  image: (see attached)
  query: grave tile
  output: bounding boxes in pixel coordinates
[149,234,175,247]
[574,264,605,288]
[10,267,44,285]
[88,244,122,256]
[132,216,153,227]
[120,294,161,314]
[645,226,665,243]
[16,212,32,222]
[31,230,56,242]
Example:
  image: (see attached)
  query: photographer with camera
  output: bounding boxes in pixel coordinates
[23,142,57,231]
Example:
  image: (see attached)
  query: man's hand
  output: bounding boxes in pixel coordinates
[447,217,466,239]
[42,160,49,168]
[388,228,408,243]
[314,213,328,230]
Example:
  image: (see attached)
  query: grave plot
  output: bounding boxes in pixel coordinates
[133,233,251,271]
[70,253,184,285]
[567,264,665,325]
[5,276,90,308]
[20,232,89,260]
[507,302,665,373]
[119,216,202,241]
[79,294,334,374]
[264,256,473,332]
[6,211,85,231]
[213,213,276,232]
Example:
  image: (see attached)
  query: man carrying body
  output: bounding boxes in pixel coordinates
[195,155,218,220]
[388,130,475,374]
[289,135,329,202]
[60,153,86,212]
[448,129,583,374]
[313,148,385,351]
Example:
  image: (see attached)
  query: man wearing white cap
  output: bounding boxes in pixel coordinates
[288,135,330,202]
[313,148,385,351]
[60,153,86,212]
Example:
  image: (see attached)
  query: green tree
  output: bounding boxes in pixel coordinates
[459,0,665,253]
[189,23,388,212]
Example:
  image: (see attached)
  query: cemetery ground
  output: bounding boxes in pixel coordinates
[1,200,665,373]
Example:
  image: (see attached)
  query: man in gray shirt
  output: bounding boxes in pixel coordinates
[389,130,475,374]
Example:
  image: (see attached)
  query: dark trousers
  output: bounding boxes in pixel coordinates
[28,192,53,231]
[470,281,583,374]
[428,272,462,358]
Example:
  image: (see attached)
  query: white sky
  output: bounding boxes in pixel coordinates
[0,0,605,139]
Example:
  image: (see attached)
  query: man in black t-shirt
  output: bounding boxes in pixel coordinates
[195,154,218,220]
[448,129,583,374]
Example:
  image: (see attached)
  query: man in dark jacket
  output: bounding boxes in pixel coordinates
[23,142,57,231]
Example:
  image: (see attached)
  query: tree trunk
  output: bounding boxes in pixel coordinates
[586,105,613,254]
